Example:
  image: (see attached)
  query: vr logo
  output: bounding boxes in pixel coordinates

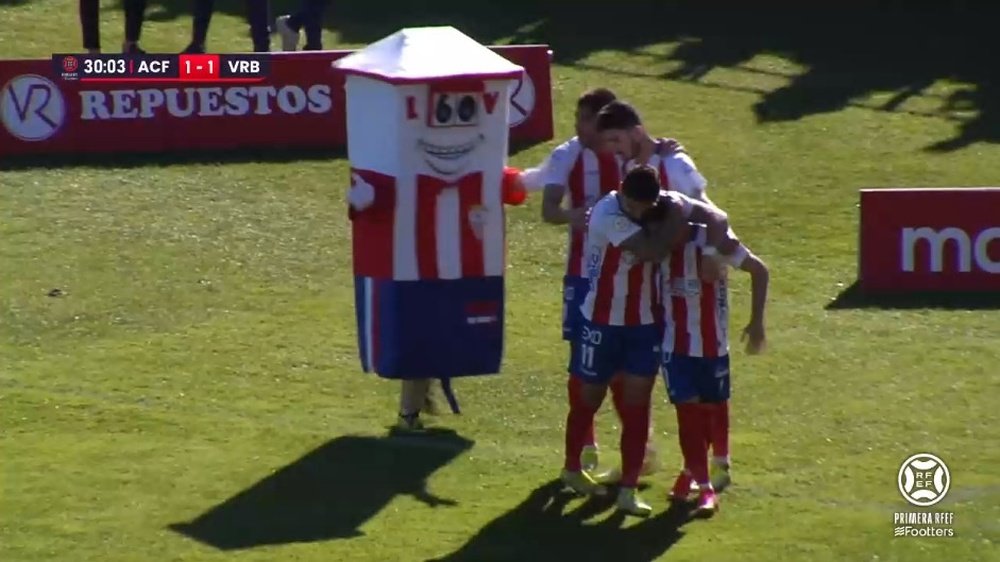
[1,74,65,142]
[507,70,535,127]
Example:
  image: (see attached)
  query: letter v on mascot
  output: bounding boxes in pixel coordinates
[334,26,530,431]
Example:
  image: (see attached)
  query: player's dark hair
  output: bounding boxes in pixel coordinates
[596,100,642,132]
[577,88,617,115]
[621,165,660,203]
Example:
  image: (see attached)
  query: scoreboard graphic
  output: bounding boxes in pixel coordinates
[1,45,555,157]
[52,53,269,83]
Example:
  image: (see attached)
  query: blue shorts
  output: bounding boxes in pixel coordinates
[562,275,590,342]
[662,354,731,404]
[568,318,661,383]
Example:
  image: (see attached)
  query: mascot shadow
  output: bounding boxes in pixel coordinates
[168,428,473,550]
[427,479,691,562]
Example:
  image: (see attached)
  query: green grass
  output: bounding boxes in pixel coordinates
[3,2,1000,561]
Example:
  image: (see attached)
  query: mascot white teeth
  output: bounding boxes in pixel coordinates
[334,26,530,430]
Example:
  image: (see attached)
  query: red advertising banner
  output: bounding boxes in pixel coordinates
[0,46,553,158]
[859,188,1000,292]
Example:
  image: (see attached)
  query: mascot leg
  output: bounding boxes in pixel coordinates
[398,378,431,430]
[423,379,443,415]
[423,378,461,415]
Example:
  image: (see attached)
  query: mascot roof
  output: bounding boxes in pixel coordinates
[333,26,524,84]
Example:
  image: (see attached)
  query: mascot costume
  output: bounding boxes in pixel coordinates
[334,26,529,429]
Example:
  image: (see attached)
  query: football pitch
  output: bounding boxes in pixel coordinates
[2,2,999,561]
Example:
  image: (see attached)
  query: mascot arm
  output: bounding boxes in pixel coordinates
[501,166,528,206]
[347,172,391,220]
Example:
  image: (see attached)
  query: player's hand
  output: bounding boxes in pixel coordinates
[567,207,589,230]
[658,137,686,155]
[741,320,766,355]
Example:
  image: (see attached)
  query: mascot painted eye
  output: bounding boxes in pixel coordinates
[457,95,477,123]
[435,94,452,124]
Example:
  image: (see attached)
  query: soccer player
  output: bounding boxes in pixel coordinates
[596,100,728,280]
[532,88,626,472]
[597,100,739,475]
[561,166,733,516]
[595,100,709,202]
[529,88,666,476]
[626,170,769,516]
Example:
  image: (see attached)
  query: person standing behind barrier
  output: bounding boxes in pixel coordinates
[275,0,331,51]
[183,0,271,53]
[80,0,100,54]
[79,0,149,54]
[122,0,149,54]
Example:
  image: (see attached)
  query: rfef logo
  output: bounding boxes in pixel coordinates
[893,452,956,538]
[898,453,951,507]
[859,188,1000,292]
[1,74,66,141]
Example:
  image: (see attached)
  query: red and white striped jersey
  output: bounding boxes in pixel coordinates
[540,137,622,277]
[623,139,708,199]
[349,167,505,280]
[579,192,660,326]
[662,235,730,358]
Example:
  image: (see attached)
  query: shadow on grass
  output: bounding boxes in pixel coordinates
[427,479,691,562]
[169,428,473,550]
[127,1,999,152]
[826,281,1000,311]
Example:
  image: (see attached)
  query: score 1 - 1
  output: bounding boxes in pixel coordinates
[179,54,220,81]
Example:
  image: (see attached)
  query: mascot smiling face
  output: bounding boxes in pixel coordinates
[419,90,484,175]
[404,81,505,180]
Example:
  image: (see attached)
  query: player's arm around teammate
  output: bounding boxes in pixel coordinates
[540,156,588,230]
[618,183,734,263]
[652,144,738,284]
[537,89,620,229]
[594,100,730,280]
[735,248,768,354]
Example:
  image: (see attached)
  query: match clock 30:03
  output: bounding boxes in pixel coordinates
[82,57,129,76]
